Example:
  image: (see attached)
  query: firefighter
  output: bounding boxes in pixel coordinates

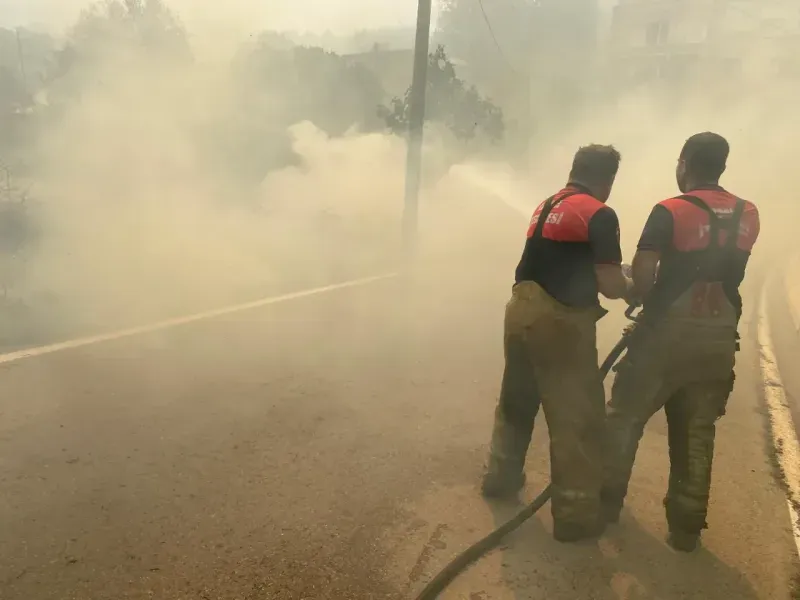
[601,132,760,552]
[482,144,632,543]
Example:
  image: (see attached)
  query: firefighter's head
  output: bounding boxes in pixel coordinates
[677,132,729,193]
[567,144,621,203]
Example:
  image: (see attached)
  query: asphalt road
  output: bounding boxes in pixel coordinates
[0,199,798,600]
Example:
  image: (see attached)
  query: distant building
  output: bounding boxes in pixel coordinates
[608,0,800,86]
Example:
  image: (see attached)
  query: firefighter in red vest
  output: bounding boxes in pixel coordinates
[601,132,760,552]
[482,144,632,543]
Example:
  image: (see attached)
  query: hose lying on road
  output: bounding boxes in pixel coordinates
[413,305,638,600]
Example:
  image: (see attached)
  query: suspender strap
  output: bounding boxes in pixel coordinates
[675,194,745,266]
[641,194,745,323]
[531,191,581,241]
[727,198,746,250]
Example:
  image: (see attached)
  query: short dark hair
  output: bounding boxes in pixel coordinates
[680,132,729,181]
[568,144,621,187]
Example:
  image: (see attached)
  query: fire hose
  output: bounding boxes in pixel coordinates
[413,304,640,600]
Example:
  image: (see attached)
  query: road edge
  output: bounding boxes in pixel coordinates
[757,281,800,561]
[785,255,800,336]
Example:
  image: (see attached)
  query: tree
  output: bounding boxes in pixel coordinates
[434,0,537,96]
[0,66,28,116]
[0,27,57,105]
[380,45,504,144]
[435,0,600,143]
[211,36,392,182]
[0,163,37,298]
[235,40,387,137]
[48,0,190,87]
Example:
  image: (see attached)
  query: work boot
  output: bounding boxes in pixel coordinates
[667,530,700,553]
[553,518,606,544]
[481,470,526,500]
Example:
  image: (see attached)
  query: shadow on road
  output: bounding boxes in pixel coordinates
[487,500,759,600]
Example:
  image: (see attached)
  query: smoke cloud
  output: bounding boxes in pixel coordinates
[3,0,796,346]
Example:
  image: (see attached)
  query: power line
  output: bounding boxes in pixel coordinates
[476,0,520,74]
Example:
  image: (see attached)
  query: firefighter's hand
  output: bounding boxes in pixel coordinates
[623,276,641,308]
[619,264,642,307]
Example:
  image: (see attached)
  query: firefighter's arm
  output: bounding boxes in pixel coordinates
[595,264,633,300]
[631,250,659,298]
[588,207,631,300]
[629,204,673,302]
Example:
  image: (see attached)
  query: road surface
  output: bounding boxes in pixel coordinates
[0,198,798,600]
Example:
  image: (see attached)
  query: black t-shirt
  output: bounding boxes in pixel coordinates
[637,186,760,319]
[515,186,622,308]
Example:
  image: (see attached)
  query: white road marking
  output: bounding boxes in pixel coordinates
[758,284,800,558]
[0,273,398,366]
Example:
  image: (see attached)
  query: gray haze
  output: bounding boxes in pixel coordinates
[0,0,428,33]
[0,2,798,598]
[0,0,796,342]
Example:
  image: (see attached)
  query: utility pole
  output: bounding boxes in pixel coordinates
[15,29,27,92]
[402,0,433,256]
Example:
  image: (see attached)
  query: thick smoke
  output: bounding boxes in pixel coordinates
[6,0,796,343]
[22,46,410,332]
[0,2,413,340]
[4,0,419,36]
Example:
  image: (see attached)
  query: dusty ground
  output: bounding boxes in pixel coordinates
[0,196,797,600]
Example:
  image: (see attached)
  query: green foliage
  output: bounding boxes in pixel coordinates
[0,27,57,110]
[0,163,38,296]
[435,0,598,81]
[435,0,600,143]
[49,0,190,85]
[435,0,538,92]
[235,39,387,137]
[0,1,191,297]
[277,26,415,55]
[0,66,28,116]
[0,170,35,254]
[380,45,504,143]
[199,35,392,183]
